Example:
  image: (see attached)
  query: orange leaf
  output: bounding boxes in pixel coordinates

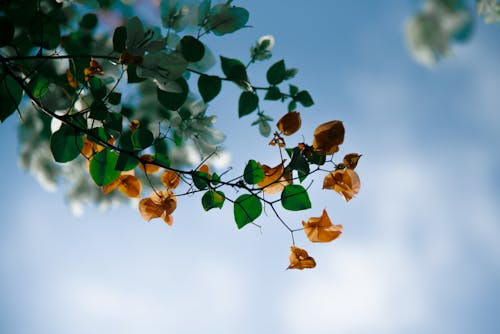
[343,153,361,170]
[161,170,181,189]
[117,174,142,198]
[129,120,140,132]
[66,69,78,88]
[138,198,165,221]
[312,120,345,155]
[287,246,316,270]
[84,59,104,81]
[323,169,360,201]
[257,162,287,194]
[138,190,177,224]
[138,154,162,174]
[302,209,343,242]
[198,164,210,175]
[277,111,301,136]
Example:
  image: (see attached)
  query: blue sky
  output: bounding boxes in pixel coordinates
[1,1,500,333]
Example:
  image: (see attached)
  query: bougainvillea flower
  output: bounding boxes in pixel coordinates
[302,209,343,243]
[138,154,162,174]
[276,111,301,136]
[287,246,316,270]
[80,135,115,159]
[323,168,360,201]
[312,120,345,155]
[257,162,290,194]
[161,170,181,189]
[102,170,142,198]
[66,68,78,88]
[138,190,177,225]
[123,16,166,58]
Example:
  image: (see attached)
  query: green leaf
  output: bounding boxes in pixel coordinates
[202,190,225,211]
[89,77,107,100]
[180,35,205,62]
[27,75,49,99]
[90,100,109,121]
[108,92,121,105]
[89,148,121,186]
[112,26,127,53]
[289,84,299,96]
[0,75,23,123]
[88,127,110,143]
[50,125,84,163]
[152,153,171,168]
[0,16,15,47]
[288,100,297,112]
[131,129,154,151]
[80,13,98,30]
[243,159,264,184]
[234,194,262,229]
[220,56,248,85]
[264,86,281,100]
[115,152,137,171]
[266,60,286,85]
[211,172,221,186]
[259,121,271,137]
[295,90,314,107]
[198,74,221,102]
[193,171,210,190]
[207,4,249,36]
[127,65,146,83]
[238,91,258,117]
[281,185,311,211]
[157,77,188,110]
[28,15,61,50]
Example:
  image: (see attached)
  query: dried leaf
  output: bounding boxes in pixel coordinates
[117,174,142,197]
[343,153,361,170]
[129,119,140,132]
[312,120,345,155]
[84,59,104,81]
[66,69,78,88]
[161,170,181,189]
[287,246,316,270]
[302,209,343,242]
[257,162,287,194]
[198,164,210,175]
[138,154,161,174]
[323,169,360,201]
[138,190,177,224]
[276,111,301,136]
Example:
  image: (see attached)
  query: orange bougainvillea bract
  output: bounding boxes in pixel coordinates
[343,153,362,170]
[257,162,290,194]
[161,170,181,189]
[302,209,343,243]
[102,171,142,198]
[138,154,162,174]
[312,120,345,155]
[287,246,316,270]
[323,168,360,201]
[138,190,177,225]
[276,111,301,136]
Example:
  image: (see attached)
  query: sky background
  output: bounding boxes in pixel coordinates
[1,0,500,333]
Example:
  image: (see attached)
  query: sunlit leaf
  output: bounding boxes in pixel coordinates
[323,169,360,201]
[202,190,225,211]
[302,209,343,243]
[234,194,262,229]
[103,171,142,198]
[138,190,177,225]
[312,120,345,155]
[161,170,181,189]
[138,154,162,174]
[89,148,121,186]
[257,162,288,194]
[281,184,311,211]
[287,246,316,270]
[243,159,264,184]
[343,153,362,170]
